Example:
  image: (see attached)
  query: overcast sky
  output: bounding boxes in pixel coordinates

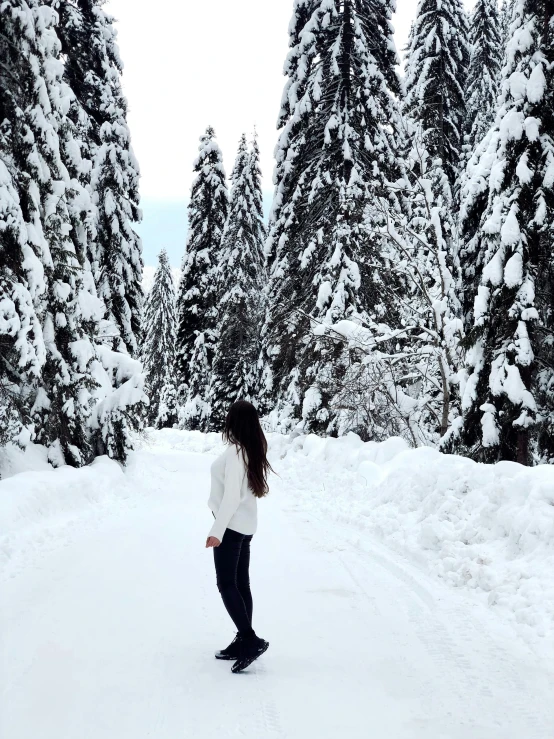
[107,0,471,267]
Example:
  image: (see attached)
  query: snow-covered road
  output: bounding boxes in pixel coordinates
[2,441,554,739]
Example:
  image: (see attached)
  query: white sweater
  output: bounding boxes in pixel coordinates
[207,444,258,541]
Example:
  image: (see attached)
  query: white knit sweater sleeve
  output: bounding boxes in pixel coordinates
[208,447,245,541]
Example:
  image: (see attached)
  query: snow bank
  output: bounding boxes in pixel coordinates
[149,428,226,455]
[0,455,132,579]
[273,433,554,650]
[0,442,52,480]
[159,429,554,651]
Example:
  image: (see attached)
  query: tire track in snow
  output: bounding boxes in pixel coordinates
[287,500,554,739]
[343,536,554,738]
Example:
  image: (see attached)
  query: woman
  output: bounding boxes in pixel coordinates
[205,400,272,674]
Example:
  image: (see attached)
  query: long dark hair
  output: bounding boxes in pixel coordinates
[223,400,272,498]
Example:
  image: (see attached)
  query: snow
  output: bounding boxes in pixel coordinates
[501,207,521,245]
[490,358,536,410]
[480,403,500,447]
[482,245,505,286]
[515,151,533,184]
[504,251,523,287]
[301,386,322,418]
[499,109,524,141]
[0,442,51,481]
[524,115,540,142]
[526,63,546,103]
[473,285,490,324]
[509,70,527,100]
[1,430,553,738]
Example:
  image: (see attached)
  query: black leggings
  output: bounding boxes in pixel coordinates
[213,528,255,638]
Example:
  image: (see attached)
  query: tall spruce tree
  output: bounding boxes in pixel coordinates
[0,162,42,443]
[0,1,47,442]
[31,3,107,466]
[261,0,405,432]
[52,0,144,357]
[447,0,554,465]
[176,127,228,430]
[459,0,502,327]
[404,0,470,190]
[0,1,145,465]
[500,0,515,54]
[257,0,318,420]
[0,1,104,465]
[465,0,502,157]
[208,134,267,431]
[141,250,177,427]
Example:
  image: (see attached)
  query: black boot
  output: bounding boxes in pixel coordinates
[215,633,242,660]
[231,634,269,673]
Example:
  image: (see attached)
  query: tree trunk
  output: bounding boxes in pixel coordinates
[516,429,529,466]
[341,0,353,185]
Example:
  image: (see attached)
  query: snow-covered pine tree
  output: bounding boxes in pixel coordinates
[0,162,39,444]
[464,0,502,157]
[156,375,178,429]
[257,0,318,421]
[447,0,554,465]
[30,2,111,466]
[208,134,267,431]
[52,0,144,357]
[459,0,502,327]
[1,1,145,465]
[0,2,47,443]
[141,249,176,427]
[0,1,104,465]
[404,0,470,190]
[262,0,405,433]
[499,0,515,54]
[49,0,147,462]
[176,127,228,430]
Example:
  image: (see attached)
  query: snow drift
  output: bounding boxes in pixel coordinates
[0,455,133,580]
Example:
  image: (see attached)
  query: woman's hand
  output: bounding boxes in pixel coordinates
[206,536,221,548]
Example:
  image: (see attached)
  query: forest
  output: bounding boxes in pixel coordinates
[2,0,553,468]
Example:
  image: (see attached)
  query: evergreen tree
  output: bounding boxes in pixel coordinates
[156,375,178,429]
[262,0,405,432]
[0,2,46,441]
[176,127,228,429]
[209,134,267,431]
[52,0,144,357]
[141,250,176,427]
[465,0,502,157]
[257,0,318,420]
[0,1,103,465]
[447,0,554,465]
[0,1,145,465]
[499,0,515,54]
[34,5,106,466]
[459,0,502,328]
[404,0,470,190]
[49,0,147,461]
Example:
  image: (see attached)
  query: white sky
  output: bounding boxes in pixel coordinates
[108,0,428,201]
